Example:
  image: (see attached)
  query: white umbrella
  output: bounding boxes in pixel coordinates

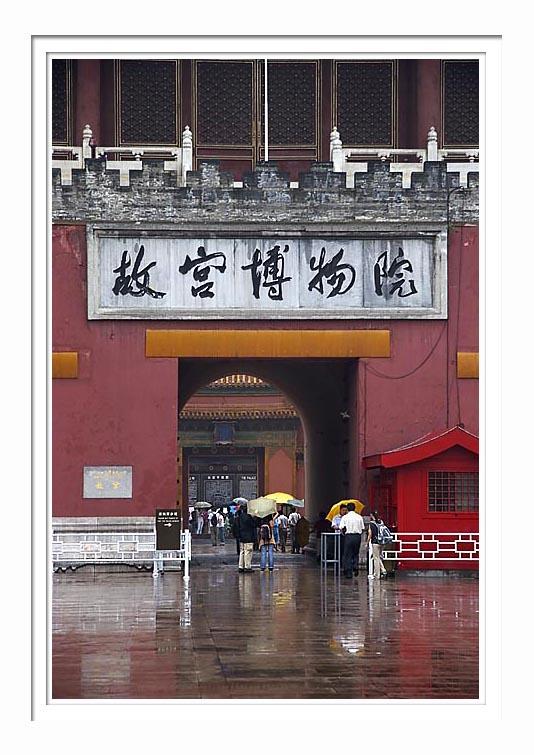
[287,498,305,508]
[247,496,278,519]
[194,501,212,509]
[233,497,249,505]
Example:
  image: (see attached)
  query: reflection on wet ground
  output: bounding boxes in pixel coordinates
[52,562,478,700]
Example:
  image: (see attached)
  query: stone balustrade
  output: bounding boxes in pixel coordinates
[331,125,479,188]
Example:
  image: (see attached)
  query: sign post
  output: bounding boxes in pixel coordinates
[154,509,181,579]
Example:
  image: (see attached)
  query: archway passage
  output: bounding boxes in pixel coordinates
[178,358,358,524]
[180,373,303,517]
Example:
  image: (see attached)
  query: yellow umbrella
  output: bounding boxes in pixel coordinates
[326,499,365,522]
[265,492,294,504]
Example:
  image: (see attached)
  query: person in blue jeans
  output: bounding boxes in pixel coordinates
[259,517,275,571]
[273,514,280,551]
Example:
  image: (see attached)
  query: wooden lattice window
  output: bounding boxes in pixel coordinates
[118,60,178,145]
[442,60,479,146]
[428,471,479,513]
[196,60,253,146]
[263,61,318,146]
[52,59,72,144]
[335,60,395,146]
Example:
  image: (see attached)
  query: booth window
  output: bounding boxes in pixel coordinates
[428,471,478,513]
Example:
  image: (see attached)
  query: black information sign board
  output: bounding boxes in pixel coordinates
[155,509,181,550]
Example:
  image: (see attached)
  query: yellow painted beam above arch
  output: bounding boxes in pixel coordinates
[457,352,479,379]
[52,352,79,378]
[145,329,391,359]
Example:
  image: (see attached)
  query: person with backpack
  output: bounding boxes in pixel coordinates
[366,511,392,580]
[258,516,276,571]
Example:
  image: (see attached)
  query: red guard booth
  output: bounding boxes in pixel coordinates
[364,426,479,571]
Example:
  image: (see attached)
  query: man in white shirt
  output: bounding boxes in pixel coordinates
[216,510,226,546]
[339,502,365,578]
[277,512,289,552]
[288,508,301,553]
[332,503,348,565]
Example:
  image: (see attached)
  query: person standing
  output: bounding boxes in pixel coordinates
[235,504,256,572]
[232,507,241,555]
[339,502,365,578]
[210,509,219,546]
[277,510,288,552]
[196,511,204,536]
[332,503,348,565]
[259,517,275,571]
[312,511,333,561]
[272,513,280,551]
[367,511,388,580]
[217,509,226,545]
[288,507,301,553]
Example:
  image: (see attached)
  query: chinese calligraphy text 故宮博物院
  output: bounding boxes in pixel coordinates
[96,236,440,318]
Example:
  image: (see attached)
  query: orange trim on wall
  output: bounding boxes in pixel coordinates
[52,352,79,379]
[146,329,391,358]
[457,352,479,379]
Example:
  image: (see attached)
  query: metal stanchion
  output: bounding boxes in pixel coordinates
[320,532,341,576]
[183,530,191,582]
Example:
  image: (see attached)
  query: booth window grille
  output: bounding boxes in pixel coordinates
[119,60,177,145]
[428,471,478,513]
[443,60,479,146]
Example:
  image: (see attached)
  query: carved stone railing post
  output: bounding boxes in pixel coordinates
[330,126,344,173]
[164,126,193,186]
[427,126,438,161]
[182,125,193,176]
[82,124,93,160]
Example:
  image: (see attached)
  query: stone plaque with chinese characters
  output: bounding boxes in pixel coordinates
[83,466,133,498]
[88,230,447,319]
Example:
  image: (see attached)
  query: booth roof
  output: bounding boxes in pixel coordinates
[363,426,478,469]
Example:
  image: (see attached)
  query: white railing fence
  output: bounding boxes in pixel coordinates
[52,125,479,190]
[321,531,479,574]
[52,124,193,187]
[330,125,479,188]
[53,528,192,581]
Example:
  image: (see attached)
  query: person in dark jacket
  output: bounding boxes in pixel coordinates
[235,504,256,572]
[231,509,240,555]
[312,511,333,561]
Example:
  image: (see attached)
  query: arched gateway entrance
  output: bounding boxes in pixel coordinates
[178,358,357,522]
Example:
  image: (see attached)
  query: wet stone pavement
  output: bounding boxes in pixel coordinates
[52,548,479,700]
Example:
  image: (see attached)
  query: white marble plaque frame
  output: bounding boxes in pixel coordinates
[83,466,133,499]
[87,225,448,320]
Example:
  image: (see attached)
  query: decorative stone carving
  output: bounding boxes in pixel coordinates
[427,126,439,161]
